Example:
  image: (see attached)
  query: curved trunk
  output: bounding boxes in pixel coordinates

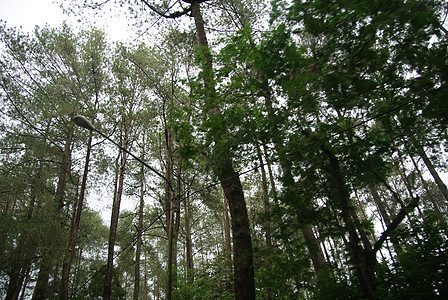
[322,146,377,300]
[190,1,255,299]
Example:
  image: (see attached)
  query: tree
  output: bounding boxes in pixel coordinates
[2,1,448,299]
[60,27,108,300]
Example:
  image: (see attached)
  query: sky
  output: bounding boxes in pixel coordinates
[0,0,68,31]
[0,0,135,41]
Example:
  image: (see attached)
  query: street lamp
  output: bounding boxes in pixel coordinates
[73,115,177,300]
[73,115,174,192]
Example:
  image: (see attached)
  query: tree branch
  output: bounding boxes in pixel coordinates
[373,196,419,253]
[140,0,191,19]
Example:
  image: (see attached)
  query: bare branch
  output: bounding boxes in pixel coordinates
[373,196,419,253]
[140,0,191,19]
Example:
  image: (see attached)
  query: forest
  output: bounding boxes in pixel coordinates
[1,0,448,299]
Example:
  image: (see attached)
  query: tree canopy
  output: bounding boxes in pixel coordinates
[1,0,448,299]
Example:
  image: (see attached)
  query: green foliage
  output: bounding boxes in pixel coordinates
[73,262,126,300]
[314,269,363,300]
[377,212,448,299]
[1,0,448,298]
[173,268,233,300]
[255,241,315,299]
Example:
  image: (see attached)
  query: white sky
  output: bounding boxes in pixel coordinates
[0,0,135,41]
[0,0,67,31]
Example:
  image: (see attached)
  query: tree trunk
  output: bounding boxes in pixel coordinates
[263,145,278,203]
[223,195,232,262]
[134,147,145,300]
[33,123,73,300]
[19,265,31,300]
[369,184,392,226]
[173,162,182,285]
[322,146,378,300]
[190,1,255,299]
[412,137,448,202]
[257,147,272,249]
[219,163,255,300]
[408,150,446,224]
[185,191,194,283]
[143,251,148,298]
[166,197,175,300]
[6,267,24,300]
[302,226,326,274]
[7,125,49,299]
[61,132,93,299]
[103,119,130,300]
[164,105,176,299]
[257,147,272,300]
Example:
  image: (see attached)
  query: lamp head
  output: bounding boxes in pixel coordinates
[74,115,95,131]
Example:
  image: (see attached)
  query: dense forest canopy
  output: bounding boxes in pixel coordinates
[1,0,448,299]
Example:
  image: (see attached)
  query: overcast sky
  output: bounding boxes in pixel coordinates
[0,0,136,41]
[0,0,66,31]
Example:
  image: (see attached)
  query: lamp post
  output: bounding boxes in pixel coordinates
[73,115,176,300]
[74,115,173,192]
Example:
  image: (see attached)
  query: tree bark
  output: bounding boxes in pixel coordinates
[219,163,255,299]
[190,1,255,299]
[133,146,145,300]
[33,123,73,300]
[412,137,448,203]
[263,91,326,275]
[185,191,195,283]
[61,132,93,300]
[321,146,378,300]
[103,118,130,300]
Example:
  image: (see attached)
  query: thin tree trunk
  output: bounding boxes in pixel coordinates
[410,134,448,202]
[103,119,130,300]
[222,194,233,291]
[166,198,175,300]
[144,251,148,298]
[263,145,278,203]
[164,107,176,299]
[172,162,182,289]
[408,150,446,223]
[19,265,31,300]
[134,145,145,300]
[185,191,194,283]
[257,148,272,300]
[257,147,272,249]
[369,184,392,226]
[262,89,326,275]
[33,124,73,300]
[11,124,51,292]
[61,132,93,300]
